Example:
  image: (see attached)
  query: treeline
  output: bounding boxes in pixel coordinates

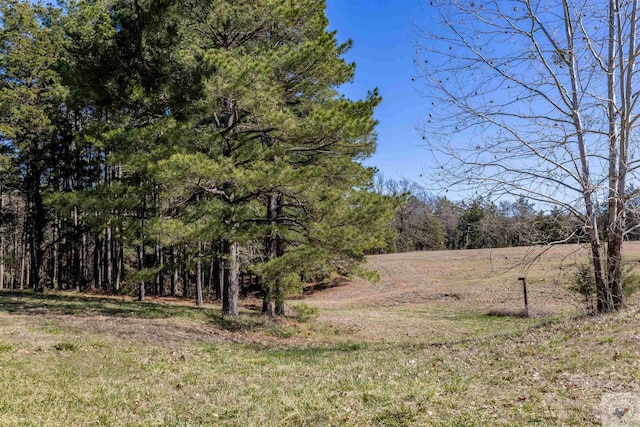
[379,177,640,253]
[0,0,395,315]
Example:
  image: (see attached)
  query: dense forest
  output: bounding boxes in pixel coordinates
[379,176,640,254]
[0,0,396,315]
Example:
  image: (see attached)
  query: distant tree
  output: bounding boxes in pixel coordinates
[393,195,444,252]
[432,197,462,250]
[373,176,444,252]
[458,198,490,249]
[501,197,538,247]
[535,206,574,245]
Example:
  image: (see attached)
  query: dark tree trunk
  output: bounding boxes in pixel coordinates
[170,246,177,297]
[262,194,277,314]
[93,234,102,291]
[222,240,230,313]
[223,240,240,316]
[155,245,163,296]
[273,194,286,315]
[1,193,5,290]
[116,232,124,292]
[592,241,608,313]
[217,255,224,302]
[138,242,145,302]
[105,226,113,293]
[607,223,625,310]
[26,168,46,292]
[213,240,223,301]
[208,253,216,299]
[196,243,203,307]
[182,247,189,298]
[195,259,203,306]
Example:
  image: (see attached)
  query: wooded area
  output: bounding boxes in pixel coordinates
[380,176,640,253]
[0,0,395,315]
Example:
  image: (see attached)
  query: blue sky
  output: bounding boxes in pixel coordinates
[325,0,430,184]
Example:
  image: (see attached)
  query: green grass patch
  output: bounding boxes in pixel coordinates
[53,342,80,352]
[0,246,639,426]
[0,342,14,353]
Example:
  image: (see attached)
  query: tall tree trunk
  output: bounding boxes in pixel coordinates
[223,240,240,316]
[0,193,4,290]
[196,242,203,307]
[0,234,4,290]
[105,226,113,293]
[217,253,224,302]
[561,1,608,312]
[156,245,164,296]
[72,207,80,289]
[263,193,286,315]
[93,234,102,291]
[212,240,223,301]
[26,169,45,292]
[606,0,637,311]
[262,195,277,315]
[138,189,147,301]
[170,246,177,297]
[51,220,58,289]
[138,241,145,302]
[20,236,27,290]
[182,247,189,298]
[208,251,216,299]
[274,194,286,316]
[82,229,88,290]
[12,220,19,289]
[115,231,123,292]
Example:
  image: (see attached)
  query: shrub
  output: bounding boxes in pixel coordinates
[569,262,640,313]
[569,263,596,313]
[54,342,79,352]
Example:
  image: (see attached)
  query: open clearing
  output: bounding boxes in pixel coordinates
[1,243,640,426]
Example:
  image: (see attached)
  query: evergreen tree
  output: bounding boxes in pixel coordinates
[155,0,392,315]
[0,1,67,291]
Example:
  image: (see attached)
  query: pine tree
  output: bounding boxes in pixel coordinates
[0,1,68,291]
[154,0,393,315]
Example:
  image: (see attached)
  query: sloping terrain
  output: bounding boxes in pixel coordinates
[299,243,640,345]
[0,244,639,425]
[305,244,618,312]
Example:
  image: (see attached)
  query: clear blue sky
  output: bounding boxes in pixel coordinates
[325,0,430,184]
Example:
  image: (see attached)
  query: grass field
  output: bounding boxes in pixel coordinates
[1,243,640,426]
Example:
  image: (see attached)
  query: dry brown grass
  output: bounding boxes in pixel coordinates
[298,243,640,345]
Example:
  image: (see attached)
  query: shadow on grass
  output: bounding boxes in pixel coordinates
[204,340,369,359]
[295,277,351,299]
[0,290,271,333]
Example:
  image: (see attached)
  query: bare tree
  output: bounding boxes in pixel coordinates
[416,0,640,312]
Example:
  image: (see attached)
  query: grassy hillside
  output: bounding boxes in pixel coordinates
[1,244,639,426]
